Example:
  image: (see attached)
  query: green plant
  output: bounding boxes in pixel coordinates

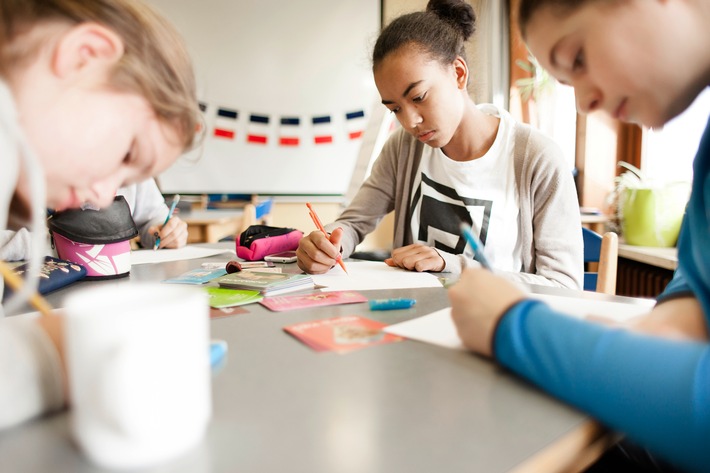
[514,54,555,102]
[606,161,646,233]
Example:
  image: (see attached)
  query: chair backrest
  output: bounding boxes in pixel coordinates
[582,227,619,295]
[239,198,274,234]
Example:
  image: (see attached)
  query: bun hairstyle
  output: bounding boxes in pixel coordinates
[373,0,477,69]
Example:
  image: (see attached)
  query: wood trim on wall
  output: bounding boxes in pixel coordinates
[616,123,643,172]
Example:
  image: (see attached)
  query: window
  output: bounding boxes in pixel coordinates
[641,88,710,184]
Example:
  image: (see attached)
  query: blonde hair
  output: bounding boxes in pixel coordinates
[0,0,200,151]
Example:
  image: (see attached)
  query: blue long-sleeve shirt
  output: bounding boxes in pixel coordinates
[493,115,710,473]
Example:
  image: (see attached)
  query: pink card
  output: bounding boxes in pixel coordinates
[260,290,368,312]
[284,315,403,354]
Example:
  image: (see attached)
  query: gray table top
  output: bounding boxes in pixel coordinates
[1,246,649,473]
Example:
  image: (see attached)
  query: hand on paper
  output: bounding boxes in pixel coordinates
[448,268,526,357]
[588,296,707,342]
[297,228,344,274]
[150,216,188,249]
[385,244,445,272]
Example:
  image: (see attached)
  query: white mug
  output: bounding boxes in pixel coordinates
[63,283,212,469]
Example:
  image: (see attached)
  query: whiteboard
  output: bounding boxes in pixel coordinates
[147,0,381,195]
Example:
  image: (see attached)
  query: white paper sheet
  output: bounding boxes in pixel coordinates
[131,246,235,265]
[384,308,465,350]
[311,261,443,292]
[383,293,656,350]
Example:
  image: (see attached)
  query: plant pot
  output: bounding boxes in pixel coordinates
[620,183,690,247]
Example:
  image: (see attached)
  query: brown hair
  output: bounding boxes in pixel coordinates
[372,0,476,70]
[0,0,200,151]
[517,0,593,38]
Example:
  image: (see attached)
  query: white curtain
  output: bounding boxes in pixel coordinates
[468,0,509,110]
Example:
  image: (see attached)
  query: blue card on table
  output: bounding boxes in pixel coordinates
[163,267,227,285]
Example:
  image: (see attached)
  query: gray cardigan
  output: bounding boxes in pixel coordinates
[326,117,583,289]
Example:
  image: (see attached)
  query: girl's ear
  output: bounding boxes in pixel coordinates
[51,23,124,80]
[453,56,468,90]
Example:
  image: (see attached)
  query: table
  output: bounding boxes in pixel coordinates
[183,210,244,243]
[1,246,651,473]
[580,214,608,234]
[618,244,678,271]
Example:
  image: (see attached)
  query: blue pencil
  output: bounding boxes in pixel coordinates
[154,194,180,250]
[460,222,492,270]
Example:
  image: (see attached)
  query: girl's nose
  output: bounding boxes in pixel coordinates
[576,85,602,114]
[87,177,122,208]
[402,107,423,130]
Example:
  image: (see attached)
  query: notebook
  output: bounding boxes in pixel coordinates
[215,270,314,296]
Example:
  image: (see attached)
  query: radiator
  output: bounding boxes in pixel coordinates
[616,258,674,298]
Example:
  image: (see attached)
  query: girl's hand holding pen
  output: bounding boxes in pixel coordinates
[448,269,526,357]
[149,216,188,249]
[297,228,345,274]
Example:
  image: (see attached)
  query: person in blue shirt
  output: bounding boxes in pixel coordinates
[448,1,710,472]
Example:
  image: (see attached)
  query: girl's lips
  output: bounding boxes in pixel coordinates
[418,130,435,142]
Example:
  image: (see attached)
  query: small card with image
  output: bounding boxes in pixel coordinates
[260,290,367,312]
[205,287,263,308]
[163,267,227,285]
[283,315,403,354]
[210,306,249,319]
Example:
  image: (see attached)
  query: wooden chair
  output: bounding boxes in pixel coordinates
[582,227,619,295]
[238,198,274,234]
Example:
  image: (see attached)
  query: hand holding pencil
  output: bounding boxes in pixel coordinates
[151,194,188,250]
[296,203,348,274]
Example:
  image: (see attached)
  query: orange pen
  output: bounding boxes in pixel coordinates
[306,202,348,274]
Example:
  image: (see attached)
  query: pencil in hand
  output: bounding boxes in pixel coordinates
[460,222,493,271]
[306,202,348,274]
[154,194,180,250]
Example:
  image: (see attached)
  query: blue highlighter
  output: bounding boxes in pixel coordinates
[460,222,493,270]
[369,298,417,311]
[210,339,228,369]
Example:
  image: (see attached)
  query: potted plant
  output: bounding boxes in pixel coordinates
[608,162,690,247]
[514,54,556,133]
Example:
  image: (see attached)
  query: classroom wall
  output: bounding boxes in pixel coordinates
[148,0,381,196]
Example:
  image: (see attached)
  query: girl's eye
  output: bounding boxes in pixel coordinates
[389,107,400,114]
[572,50,585,72]
[412,92,427,103]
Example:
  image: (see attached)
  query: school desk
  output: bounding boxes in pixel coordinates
[182,209,244,243]
[580,214,608,235]
[0,244,653,473]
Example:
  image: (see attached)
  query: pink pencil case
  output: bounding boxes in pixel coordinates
[236,225,303,261]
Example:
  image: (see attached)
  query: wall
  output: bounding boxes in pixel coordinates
[148,0,381,196]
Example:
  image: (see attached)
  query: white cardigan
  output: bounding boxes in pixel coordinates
[0,80,65,429]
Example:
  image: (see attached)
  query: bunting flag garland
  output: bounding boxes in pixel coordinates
[247,114,270,144]
[345,110,365,140]
[214,107,238,140]
[312,115,334,144]
[206,103,368,147]
[279,117,301,146]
